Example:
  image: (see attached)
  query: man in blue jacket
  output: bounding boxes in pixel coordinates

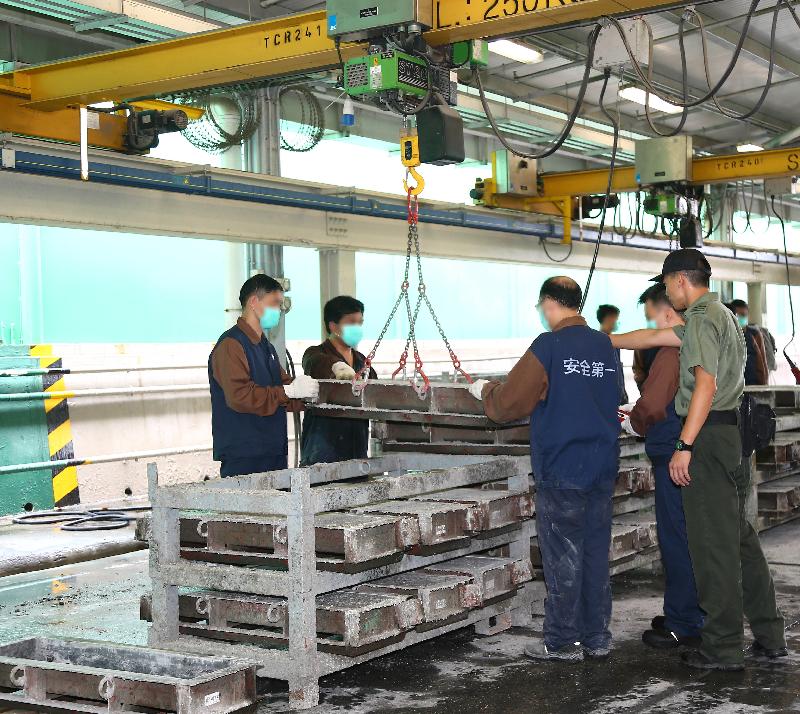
[470,276,621,662]
[209,274,319,477]
[621,283,703,650]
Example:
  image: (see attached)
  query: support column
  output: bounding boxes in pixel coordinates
[318,249,357,340]
[747,281,767,325]
[217,97,248,330]
[244,89,289,367]
[709,186,735,302]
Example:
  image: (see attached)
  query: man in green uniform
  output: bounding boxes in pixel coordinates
[613,249,787,671]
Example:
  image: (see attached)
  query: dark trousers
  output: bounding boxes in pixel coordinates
[683,424,785,664]
[220,453,288,478]
[536,484,614,650]
[651,455,703,637]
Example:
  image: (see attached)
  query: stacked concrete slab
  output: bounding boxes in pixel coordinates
[311,380,660,575]
[144,453,535,710]
[750,386,800,532]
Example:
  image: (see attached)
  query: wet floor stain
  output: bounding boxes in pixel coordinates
[0,529,798,713]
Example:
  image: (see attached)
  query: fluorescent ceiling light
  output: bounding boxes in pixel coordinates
[619,86,683,115]
[737,143,764,153]
[488,40,544,64]
[73,0,222,34]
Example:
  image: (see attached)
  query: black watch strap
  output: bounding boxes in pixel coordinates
[676,439,693,452]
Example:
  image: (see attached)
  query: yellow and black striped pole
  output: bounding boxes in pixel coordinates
[29,345,81,507]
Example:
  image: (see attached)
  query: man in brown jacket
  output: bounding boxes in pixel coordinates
[301,296,376,465]
[621,283,703,650]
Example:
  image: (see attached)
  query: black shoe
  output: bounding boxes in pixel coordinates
[642,628,702,650]
[523,641,583,662]
[747,640,789,660]
[680,650,744,671]
[583,645,611,660]
[651,615,666,631]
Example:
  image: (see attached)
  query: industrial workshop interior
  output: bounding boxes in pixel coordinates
[3,0,800,711]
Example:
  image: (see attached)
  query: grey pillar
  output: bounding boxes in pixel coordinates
[244,89,289,367]
[748,281,767,325]
[215,97,249,329]
[710,185,734,302]
[318,249,357,340]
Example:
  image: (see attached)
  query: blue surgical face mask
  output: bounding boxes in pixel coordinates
[341,324,363,348]
[646,319,658,330]
[260,306,281,331]
[737,314,748,328]
[613,321,620,332]
[538,307,551,332]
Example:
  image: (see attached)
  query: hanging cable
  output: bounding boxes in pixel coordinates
[770,195,797,359]
[540,236,574,263]
[688,2,781,123]
[606,0,785,137]
[473,24,602,160]
[580,68,618,313]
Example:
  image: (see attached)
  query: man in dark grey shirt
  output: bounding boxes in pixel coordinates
[613,249,787,671]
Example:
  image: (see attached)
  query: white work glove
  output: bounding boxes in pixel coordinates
[284,375,319,402]
[468,379,489,401]
[621,415,640,437]
[331,361,356,380]
[620,403,636,414]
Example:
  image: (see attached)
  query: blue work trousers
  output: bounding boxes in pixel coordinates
[536,484,614,651]
[220,453,288,478]
[651,455,703,637]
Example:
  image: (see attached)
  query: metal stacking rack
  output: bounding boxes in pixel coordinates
[147,453,534,710]
[749,385,800,531]
[311,380,659,577]
[0,638,257,713]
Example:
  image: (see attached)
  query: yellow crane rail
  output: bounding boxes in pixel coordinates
[2,0,694,113]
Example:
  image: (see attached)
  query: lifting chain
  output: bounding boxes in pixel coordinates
[352,178,473,398]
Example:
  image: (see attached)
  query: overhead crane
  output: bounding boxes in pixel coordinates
[0,0,797,236]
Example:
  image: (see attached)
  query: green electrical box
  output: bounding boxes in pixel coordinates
[452,40,489,68]
[643,192,697,219]
[344,51,428,98]
[327,0,433,41]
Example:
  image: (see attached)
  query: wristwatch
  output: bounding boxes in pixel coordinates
[675,439,693,453]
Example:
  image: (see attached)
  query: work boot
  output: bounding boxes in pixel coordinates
[680,650,745,672]
[746,641,789,660]
[642,628,702,650]
[651,615,666,631]
[583,645,611,660]
[523,641,583,662]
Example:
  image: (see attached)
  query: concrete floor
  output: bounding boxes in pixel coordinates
[0,523,798,713]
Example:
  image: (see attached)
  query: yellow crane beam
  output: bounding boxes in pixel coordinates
[2,0,690,112]
[477,147,800,243]
[539,147,800,196]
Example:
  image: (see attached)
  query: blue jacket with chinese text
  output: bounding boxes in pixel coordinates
[529,322,621,490]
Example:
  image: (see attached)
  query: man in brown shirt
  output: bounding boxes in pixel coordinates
[621,283,703,651]
[208,274,318,477]
[301,296,377,465]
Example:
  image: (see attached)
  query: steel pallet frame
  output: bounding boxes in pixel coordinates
[0,638,256,713]
[147,454,534,710]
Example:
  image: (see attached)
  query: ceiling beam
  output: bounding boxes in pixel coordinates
[66,0,223,34]
[0,8,134,50]
[73,13,127,32]
[664,8,800,79]
[523,30,792,136]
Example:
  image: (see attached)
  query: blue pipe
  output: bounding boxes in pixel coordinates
[10,150,559,240]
